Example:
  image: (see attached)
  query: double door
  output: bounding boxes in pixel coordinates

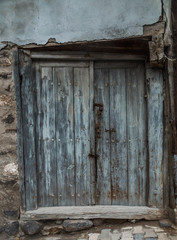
[33,60,147,207]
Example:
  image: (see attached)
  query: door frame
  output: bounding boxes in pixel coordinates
[13,49,169,220]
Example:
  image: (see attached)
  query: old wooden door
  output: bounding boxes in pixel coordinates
[94,61,147,206]
[19,54,163,210]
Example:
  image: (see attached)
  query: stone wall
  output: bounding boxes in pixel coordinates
[0,44,20,238]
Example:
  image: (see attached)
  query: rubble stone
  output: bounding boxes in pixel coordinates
[159,219,172,228]
[5,221,19,236]
[63,219,93,232]
[21,221,42,235]
[3,210,19,220]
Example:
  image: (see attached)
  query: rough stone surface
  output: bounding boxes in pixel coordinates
[134,233,144,240]
[3,210,19,220]
[144,228,157,238]
[0,225,4,233]
[63,220,93,232]
[111,231,121,240]
[121,229,133,239]
[89,233,100,240]
[156,232,168,240]
[17,222,177,240]
[99,229,111,240]
[93,219,104,226]
[21,221,43,235]
[159,219,172,228]
[133,226,144,234]
[5,221,19,236]
[41,224,63,236]
[0,46,20,226]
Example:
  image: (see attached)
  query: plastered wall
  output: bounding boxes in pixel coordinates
[0,0,161,46]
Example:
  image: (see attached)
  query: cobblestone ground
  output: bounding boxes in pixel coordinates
[22,220,177,240]
[75,221,177,240]
[85,225,177,240]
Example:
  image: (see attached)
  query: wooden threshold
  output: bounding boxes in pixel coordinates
[21,206,167,221]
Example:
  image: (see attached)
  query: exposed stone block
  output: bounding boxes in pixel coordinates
[134,233,144,240]
[63,219,93,232]
[159,219,172,228]
[21,221,42,235]
[41,224,63,235]
[99,229,111,240]
[5,221,19,236]
[3,114,14,124]
[3,210,19,220]
[144,228,157,238]
[88,233,100,240]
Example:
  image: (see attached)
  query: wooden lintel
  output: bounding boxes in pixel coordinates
[21,206,167,221]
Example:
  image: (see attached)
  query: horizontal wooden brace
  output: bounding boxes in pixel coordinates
[30,51,146,61]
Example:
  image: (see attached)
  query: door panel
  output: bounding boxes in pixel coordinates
[109,69,128,205]
[147,69,163,207]
[36,67,58,207]
[126,66,147,206]
[94,62,147,206]
[94,68,111,205]
[54,67,75,206]
[74,67,91,206]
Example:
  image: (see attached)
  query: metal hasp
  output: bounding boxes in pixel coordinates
[94,102,104,139]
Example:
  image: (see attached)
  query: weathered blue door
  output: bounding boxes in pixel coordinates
[21,58,163,210]
[94,61,147,205]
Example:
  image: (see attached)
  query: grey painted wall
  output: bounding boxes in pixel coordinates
[0,0,161,45]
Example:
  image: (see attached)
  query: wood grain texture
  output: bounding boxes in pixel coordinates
[109,68,128,205]
[147,68,164,207]
[13,50,26,211]
[89,61,96,205]
[21,206,167,221]
[35,63,44,207]
[54,67,75,206]
[126,67,140,205]
[40,67,57,206]
[94,68,111,205]
[136,63,147,206]
[31,52,146,61]
[74,67,91,206]
[21,56,37,210]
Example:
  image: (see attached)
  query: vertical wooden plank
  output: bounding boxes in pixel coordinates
[147,68,164,207]
[40,67,57,206]
[13,50,26,211]
[109,68,128,205]
[94,67,111,205]
[74,67,91,206]
[126,67,140,205]
[89,61,96,205]
[21,54,37,210]
[136,63,147,206]
[34,62,43,207]
[54,67,75,206]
